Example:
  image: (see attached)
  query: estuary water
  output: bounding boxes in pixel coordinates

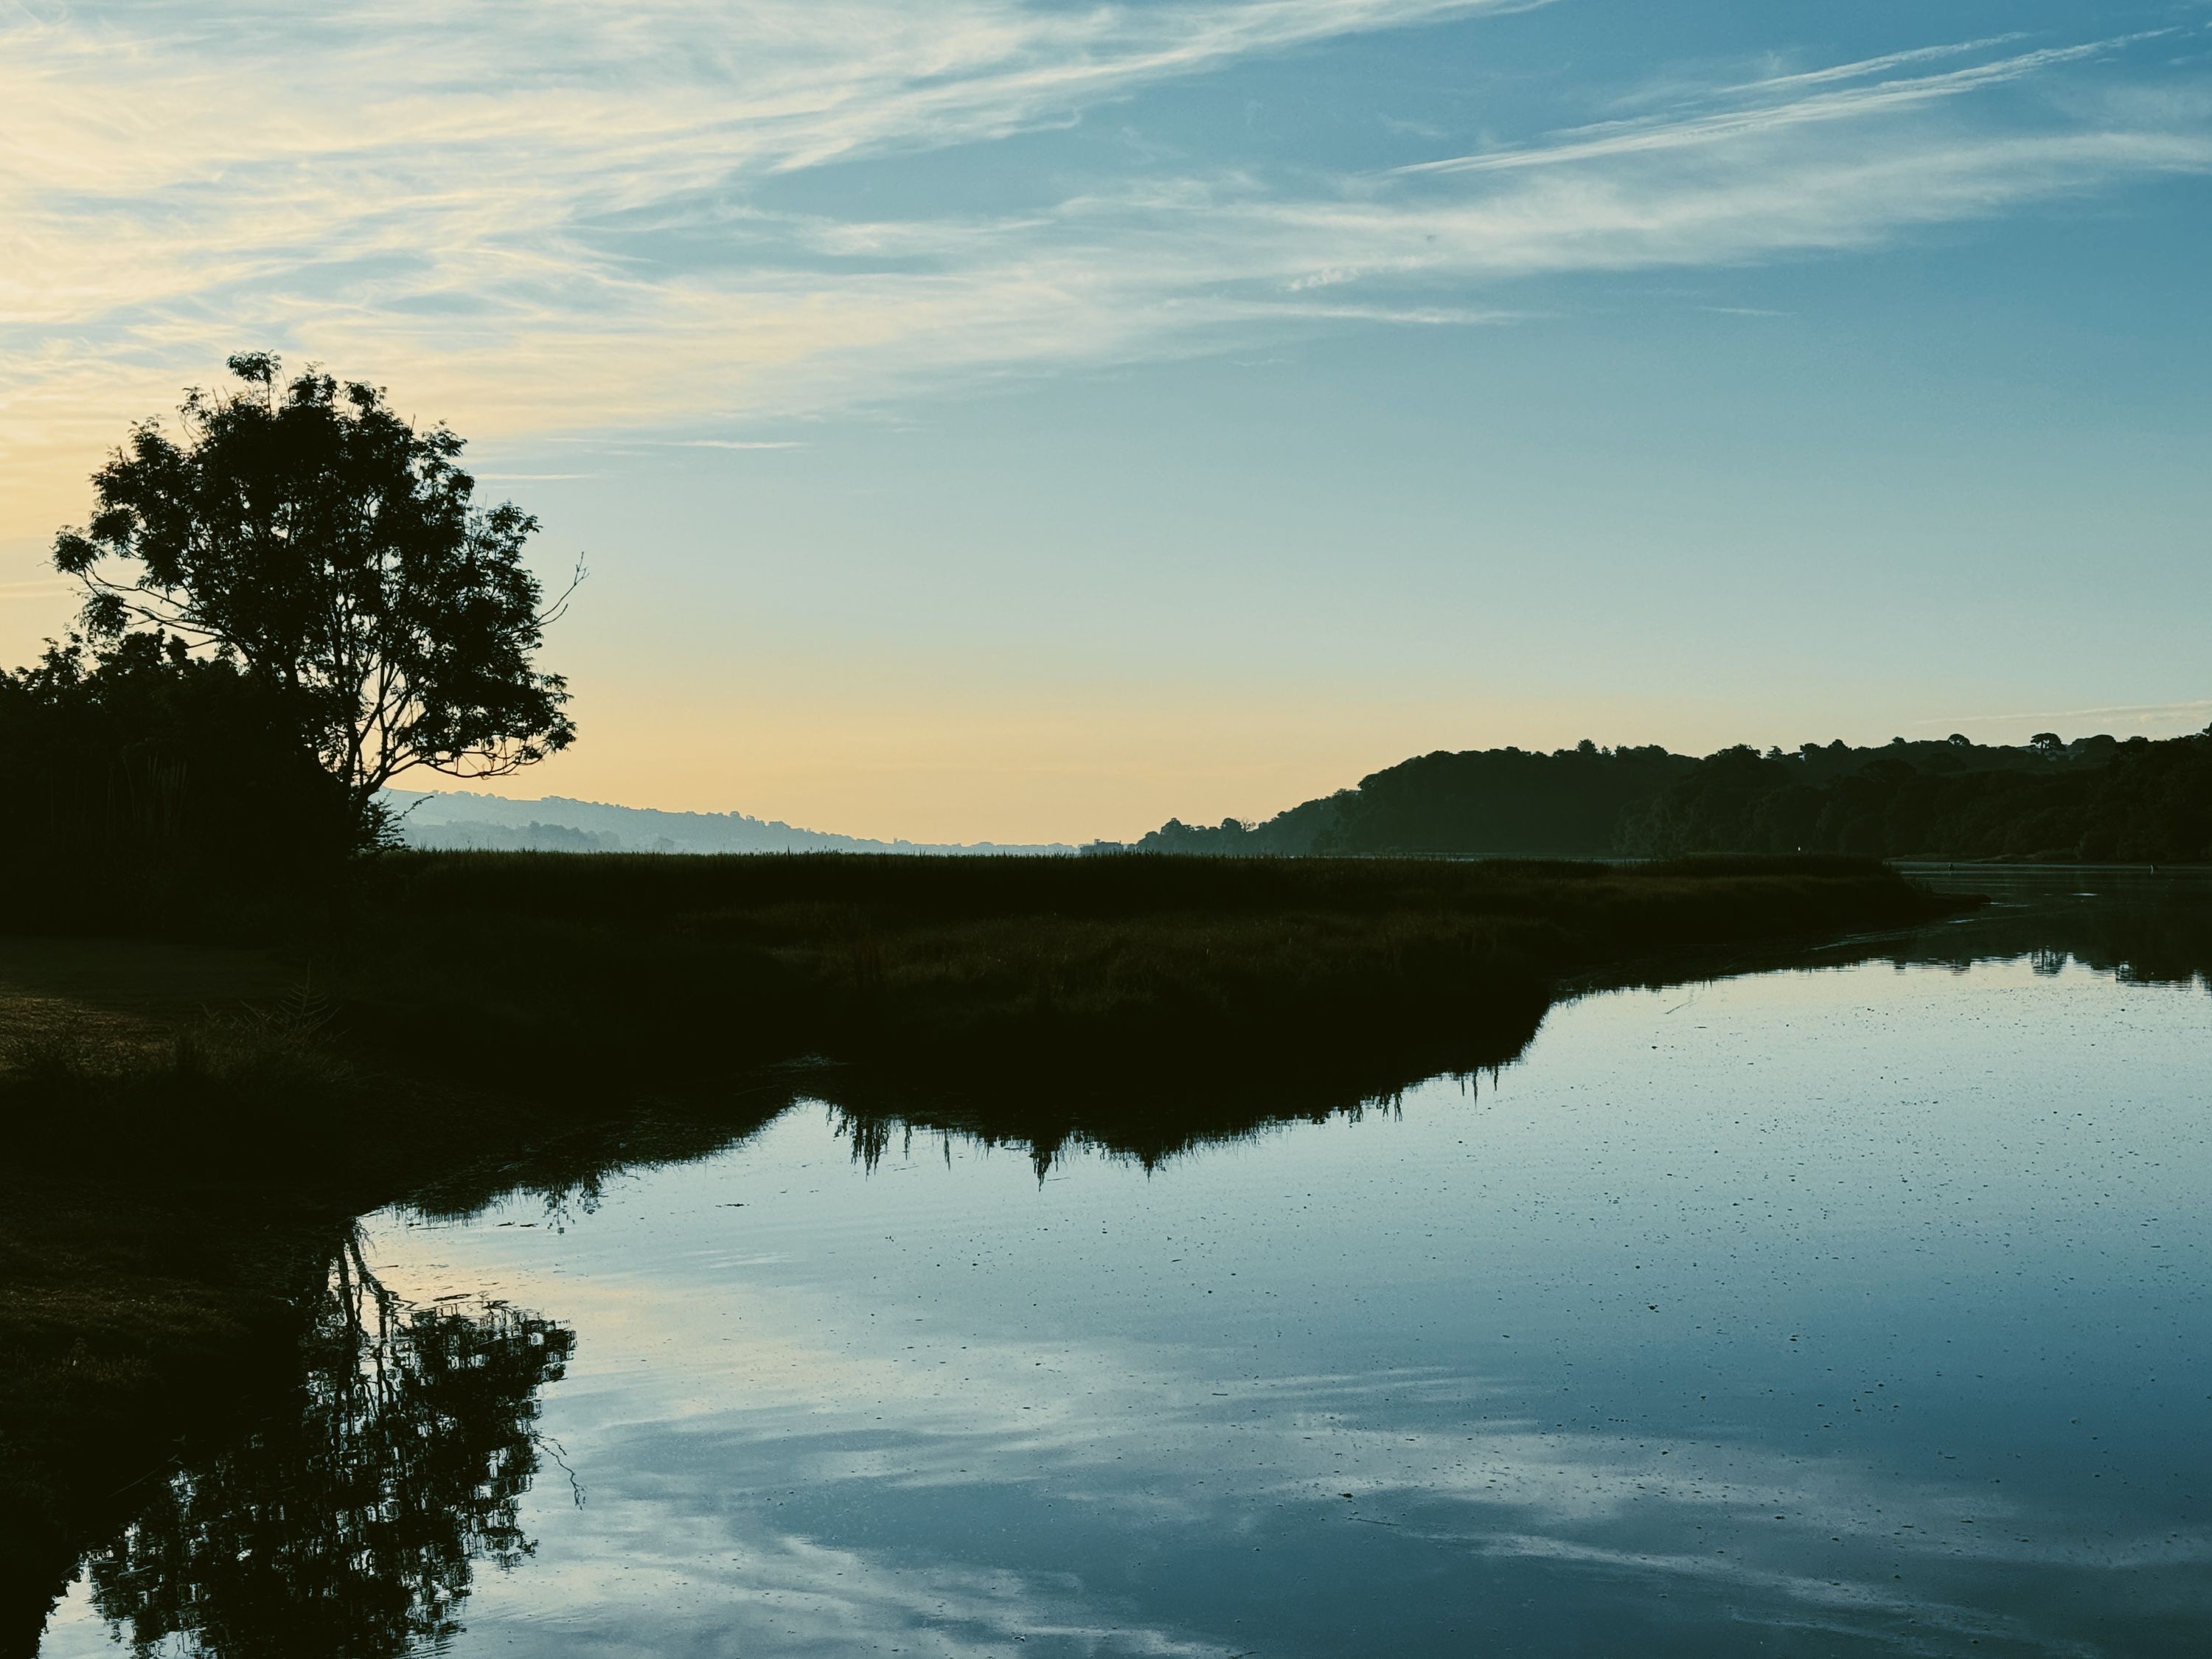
[41,878,2212,1657]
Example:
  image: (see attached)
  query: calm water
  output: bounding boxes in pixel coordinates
[44,888,2212,1656]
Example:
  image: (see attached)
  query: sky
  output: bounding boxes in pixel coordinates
[4,0,2210,844]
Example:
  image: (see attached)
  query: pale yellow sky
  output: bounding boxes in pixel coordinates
[425,684,1660,846]
[1,541,1635,844]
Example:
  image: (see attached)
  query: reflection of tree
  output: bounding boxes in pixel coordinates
[1891,883,2212,992]
[83,1229,574,1658]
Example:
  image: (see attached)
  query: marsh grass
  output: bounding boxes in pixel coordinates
[335,851,1961,1107]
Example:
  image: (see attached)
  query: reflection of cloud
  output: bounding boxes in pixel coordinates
[4,13,2210,536]
[384,1229,2208,1653]
[485,1342,2210,1656]
[1469,1536,2083,1656]
[479,1523,1220,1658]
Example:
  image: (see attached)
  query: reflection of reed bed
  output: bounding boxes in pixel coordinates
[804,992,1557,1177]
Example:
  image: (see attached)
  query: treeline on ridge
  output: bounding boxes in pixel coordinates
[1138,729,2212,863]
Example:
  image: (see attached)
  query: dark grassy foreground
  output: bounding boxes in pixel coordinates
[0,852,1965,1647]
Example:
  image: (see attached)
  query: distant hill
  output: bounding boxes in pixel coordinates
[1135,731,2212,863]
[381,726,2212,865]
[384,791,1073,857]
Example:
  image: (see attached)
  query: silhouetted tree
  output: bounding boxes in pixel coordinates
[1136,730,2212,864]
[1141,744,1700,858]
[52,354,577,847]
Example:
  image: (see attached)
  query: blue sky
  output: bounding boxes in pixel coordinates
[4,0,2208,840]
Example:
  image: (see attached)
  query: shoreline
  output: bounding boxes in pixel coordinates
[0,853,1969,1642]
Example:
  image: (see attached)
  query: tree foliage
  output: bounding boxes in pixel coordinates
[52,354,577,842]
[0,632,350,896]
[1143,745,1699,858]
[1138,731,2212,863]
[1621,732,2212,862]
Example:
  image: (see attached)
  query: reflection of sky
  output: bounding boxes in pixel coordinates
[405,960,2212,1655]
[53,957,2210,1656]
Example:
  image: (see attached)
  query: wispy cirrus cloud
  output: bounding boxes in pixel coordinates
[1718,34,2034,97]
[1388,32,2180,175]
[1919,698,2212,733]
[2,4,2208,549]
[0,577,77,603]
[3,0,1524,533]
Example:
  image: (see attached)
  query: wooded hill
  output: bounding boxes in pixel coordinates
[1138,730,2212,863]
